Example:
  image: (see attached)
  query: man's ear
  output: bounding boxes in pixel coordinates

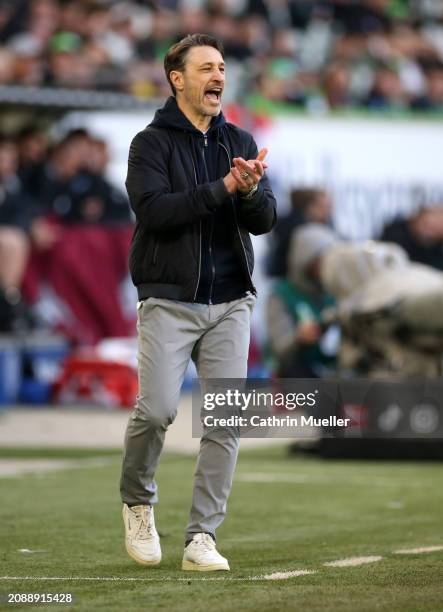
[170,70,184,93]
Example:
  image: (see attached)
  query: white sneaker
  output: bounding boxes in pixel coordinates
[122,504,161,566]
[182,533,230,571]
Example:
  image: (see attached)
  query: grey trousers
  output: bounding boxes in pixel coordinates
[120,294,255,541]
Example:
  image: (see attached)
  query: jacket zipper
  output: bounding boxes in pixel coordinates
[219,141,256,293]
[208,218,215,304]
[190,154,202,301]
[202,133,216,304]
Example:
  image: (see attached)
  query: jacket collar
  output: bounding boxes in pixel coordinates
[150,96,226,134]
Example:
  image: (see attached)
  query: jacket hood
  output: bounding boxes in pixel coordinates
[150,96,226,134]
[289,224,339,293]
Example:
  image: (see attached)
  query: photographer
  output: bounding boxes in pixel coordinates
[266,224,339,378]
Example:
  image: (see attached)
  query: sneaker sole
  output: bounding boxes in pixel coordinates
[181,560,230,572]
[125,542,161,567]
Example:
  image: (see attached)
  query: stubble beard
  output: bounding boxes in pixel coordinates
[197,97,221,118]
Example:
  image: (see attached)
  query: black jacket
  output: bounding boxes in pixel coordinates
[126,97,277,302]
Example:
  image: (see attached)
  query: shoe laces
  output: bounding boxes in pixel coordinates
[131,506,153,540]
[195,533,215,552]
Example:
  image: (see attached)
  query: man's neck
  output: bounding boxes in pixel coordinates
[176,97,212,133]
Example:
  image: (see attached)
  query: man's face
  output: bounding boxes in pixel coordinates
[173,45,225,118]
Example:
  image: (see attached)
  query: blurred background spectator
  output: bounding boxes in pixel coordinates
[0,127,134,344]
[380,205,443,270]
[266,223,339,378]
[0,135,35,331]
[319,232,443,377]
[266,188,333,278]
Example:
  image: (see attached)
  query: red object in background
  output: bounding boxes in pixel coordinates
[23,223,135,345]
[248,333,261,368]
[53,356,138,408]
[340,403,368,430]
[224,103,272,133]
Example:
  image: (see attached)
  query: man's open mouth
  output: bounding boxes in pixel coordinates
[205,88,222,103]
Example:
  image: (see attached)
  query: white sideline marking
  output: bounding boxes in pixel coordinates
[386,501,404,510]
[393,546,443,555]
[0,574,310,583]
[260,570,315,581]
[18,549,47,554]
[0,458,117,478]
[2,544,441,584]
[1,576,223,582]
[323,556,383,568]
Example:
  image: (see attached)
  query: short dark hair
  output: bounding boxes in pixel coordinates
[164,33,224,95]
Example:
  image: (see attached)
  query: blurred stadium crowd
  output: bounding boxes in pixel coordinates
[0,127,134,344]
[0,0,442,111]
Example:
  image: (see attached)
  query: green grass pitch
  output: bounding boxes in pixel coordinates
[0,446,442,611]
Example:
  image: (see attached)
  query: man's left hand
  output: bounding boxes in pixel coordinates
[231,148,268,195]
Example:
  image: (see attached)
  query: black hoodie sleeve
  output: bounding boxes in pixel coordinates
[236,134,277,236]
[125,130,229,232]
